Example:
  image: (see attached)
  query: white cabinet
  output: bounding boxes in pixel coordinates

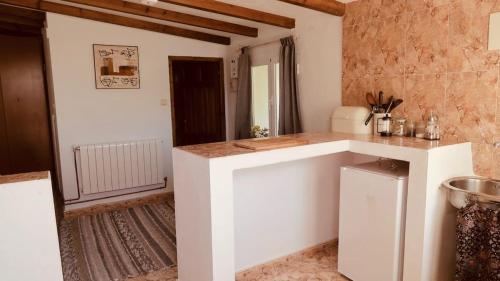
[338,161,408,281]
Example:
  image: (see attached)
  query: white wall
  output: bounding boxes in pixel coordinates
[295,15,343,132]
[45,13,228,201]
[0,175,63,281]
[233,153,352,270]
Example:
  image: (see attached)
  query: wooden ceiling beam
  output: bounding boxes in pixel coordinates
[159,0,295,29]
[277,0,345,16]
[62,0,257,37]
[0,0,231,45]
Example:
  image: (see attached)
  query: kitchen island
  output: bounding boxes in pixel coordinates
[172,133,473,281]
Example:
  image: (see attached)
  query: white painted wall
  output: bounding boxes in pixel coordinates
[0,175,63,281]
[293,14,343,133]
[233,153,352,270]
[45,13,228,201]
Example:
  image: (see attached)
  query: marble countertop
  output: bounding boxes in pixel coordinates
[0,171,49,185]
[177,132,465,159]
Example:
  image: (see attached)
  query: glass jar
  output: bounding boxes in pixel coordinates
[406,119,415,137]
[376,114,392,137]
[424,112,440,140]
[393,118,407,136]
[415,122,426,138]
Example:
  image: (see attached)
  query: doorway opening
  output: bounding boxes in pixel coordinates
[168,56,226,147]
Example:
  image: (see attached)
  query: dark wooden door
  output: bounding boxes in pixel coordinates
[169,57,226,146]
[0,34,53,175]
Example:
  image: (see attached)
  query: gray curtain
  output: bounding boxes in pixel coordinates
[235,47,252,139]
[279,36,302,135]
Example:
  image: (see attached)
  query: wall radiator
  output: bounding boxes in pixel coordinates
[74,139,164,195]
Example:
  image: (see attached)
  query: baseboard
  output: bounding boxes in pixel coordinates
[64,190,173,219]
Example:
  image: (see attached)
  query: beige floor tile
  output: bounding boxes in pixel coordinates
[127,242,349,281]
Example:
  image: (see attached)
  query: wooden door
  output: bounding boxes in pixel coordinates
[169,57,226,146]
[0,34,53,175]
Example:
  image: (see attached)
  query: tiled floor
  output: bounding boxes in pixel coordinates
[127,242,349,281]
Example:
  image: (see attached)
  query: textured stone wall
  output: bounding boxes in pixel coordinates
[342,0,500,178]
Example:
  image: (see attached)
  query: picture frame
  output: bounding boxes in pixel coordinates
[93,44,140,89]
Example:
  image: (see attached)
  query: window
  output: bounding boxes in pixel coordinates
[251,65,269,130]
[249,42,280,137]
[251,61,279,136]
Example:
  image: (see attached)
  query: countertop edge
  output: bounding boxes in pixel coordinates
[176,133,468,160]
[0,171,50,185]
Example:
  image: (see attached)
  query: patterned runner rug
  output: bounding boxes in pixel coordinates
[59,195,177,281]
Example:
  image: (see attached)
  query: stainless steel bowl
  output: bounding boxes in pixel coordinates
[441,177,500,209]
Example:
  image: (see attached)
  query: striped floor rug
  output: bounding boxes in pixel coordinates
[59,195,177,281]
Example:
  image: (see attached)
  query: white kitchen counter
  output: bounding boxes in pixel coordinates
[172,133,474,281]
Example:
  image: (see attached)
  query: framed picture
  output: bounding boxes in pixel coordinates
[93,44,140,89]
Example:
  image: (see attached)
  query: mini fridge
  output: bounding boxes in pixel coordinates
[338,160,409,281]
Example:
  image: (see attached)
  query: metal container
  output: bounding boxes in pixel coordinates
[441,177,500,209]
